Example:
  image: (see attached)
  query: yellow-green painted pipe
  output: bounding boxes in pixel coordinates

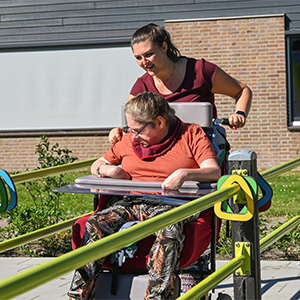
[2,155,299,299]
[260,215,300,252]
[10,158,97,184]
[180,215,300,300]
[0,185,239,299]
[261,156,300,181]
[0,213,91,253]
[178,254,246,299]
[8,155,300,186]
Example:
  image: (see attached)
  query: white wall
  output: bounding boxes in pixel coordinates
[0,45,143,131]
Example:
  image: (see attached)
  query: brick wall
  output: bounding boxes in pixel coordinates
[1,15,300,172]
[0,135,111,172]
[166,16,300,170]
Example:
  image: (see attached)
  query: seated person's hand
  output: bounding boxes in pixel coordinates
[161,189,181,196]
[91,158,131,180]
[162,158,220,192]
[162,169,185,191]
[100,164,131,180]
[109,127,123,144]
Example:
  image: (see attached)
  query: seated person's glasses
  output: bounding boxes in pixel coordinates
[123,122,151,136]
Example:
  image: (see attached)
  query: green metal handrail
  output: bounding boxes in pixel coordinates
[0,155,299,299]
[0,213,91,253]
[10,158,97,184]
[260,215,300,252]
[7,154,300,187]
[0,184,239,300]
[0,157,96,253]
[176,214,300,299]
[2,151,298,254]
[261,156,300,181]
[172,154,300,299]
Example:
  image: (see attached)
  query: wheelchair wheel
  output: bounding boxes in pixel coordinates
[215,292,232,299]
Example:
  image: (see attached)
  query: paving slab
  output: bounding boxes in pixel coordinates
[0,257,73,300]
[212,260,300,300]
[0,258,299,299]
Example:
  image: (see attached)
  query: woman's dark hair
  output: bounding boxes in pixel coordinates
[131,23,181,62]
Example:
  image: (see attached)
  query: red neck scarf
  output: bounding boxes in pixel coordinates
[132,117,183,160]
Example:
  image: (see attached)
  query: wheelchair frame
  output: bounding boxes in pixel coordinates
[66,102,229,299]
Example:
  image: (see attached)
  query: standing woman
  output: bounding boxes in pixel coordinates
[109,23,252,144]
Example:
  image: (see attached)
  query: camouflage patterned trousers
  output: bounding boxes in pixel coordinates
[68,202,199,300]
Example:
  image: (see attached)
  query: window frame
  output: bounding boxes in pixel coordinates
[0,44,143,137]
[287,35,300,128]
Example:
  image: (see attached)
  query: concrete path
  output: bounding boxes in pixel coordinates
[0,258,299,299]
[212,260,300,300]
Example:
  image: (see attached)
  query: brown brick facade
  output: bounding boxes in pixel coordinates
[1,15,299,172]
[0,135,111,172]
[166,15,300,170]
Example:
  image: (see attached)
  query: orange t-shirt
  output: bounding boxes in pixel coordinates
[103,122,216,182]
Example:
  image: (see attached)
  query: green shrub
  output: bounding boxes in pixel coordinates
[1,136,78,255]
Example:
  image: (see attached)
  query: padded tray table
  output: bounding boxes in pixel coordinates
[54,175,217,199]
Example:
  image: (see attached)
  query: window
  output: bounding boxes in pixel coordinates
[287,36,300,126]
[0,45,143,133]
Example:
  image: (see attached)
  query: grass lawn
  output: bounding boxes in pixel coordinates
[16,170,93,217]
[1,169,299,258]
[8,170,300,218]
[262,170,300,217]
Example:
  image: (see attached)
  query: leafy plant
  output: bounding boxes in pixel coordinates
[1,136,78,255]
[20,232,73,257]
[216,221,232,258]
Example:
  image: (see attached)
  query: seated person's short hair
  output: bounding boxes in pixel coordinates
[124,92,176,126]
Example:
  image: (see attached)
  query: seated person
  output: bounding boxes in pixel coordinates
[68,92,221,300]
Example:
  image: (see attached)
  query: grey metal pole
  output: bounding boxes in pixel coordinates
[228,149,261,300]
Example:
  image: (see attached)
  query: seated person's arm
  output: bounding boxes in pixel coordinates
[91,157,131,180]
[162,158,221,191]
[108,95,135,144]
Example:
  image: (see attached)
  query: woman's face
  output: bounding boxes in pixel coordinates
[132,39,168,76]
[126,115,165,147]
